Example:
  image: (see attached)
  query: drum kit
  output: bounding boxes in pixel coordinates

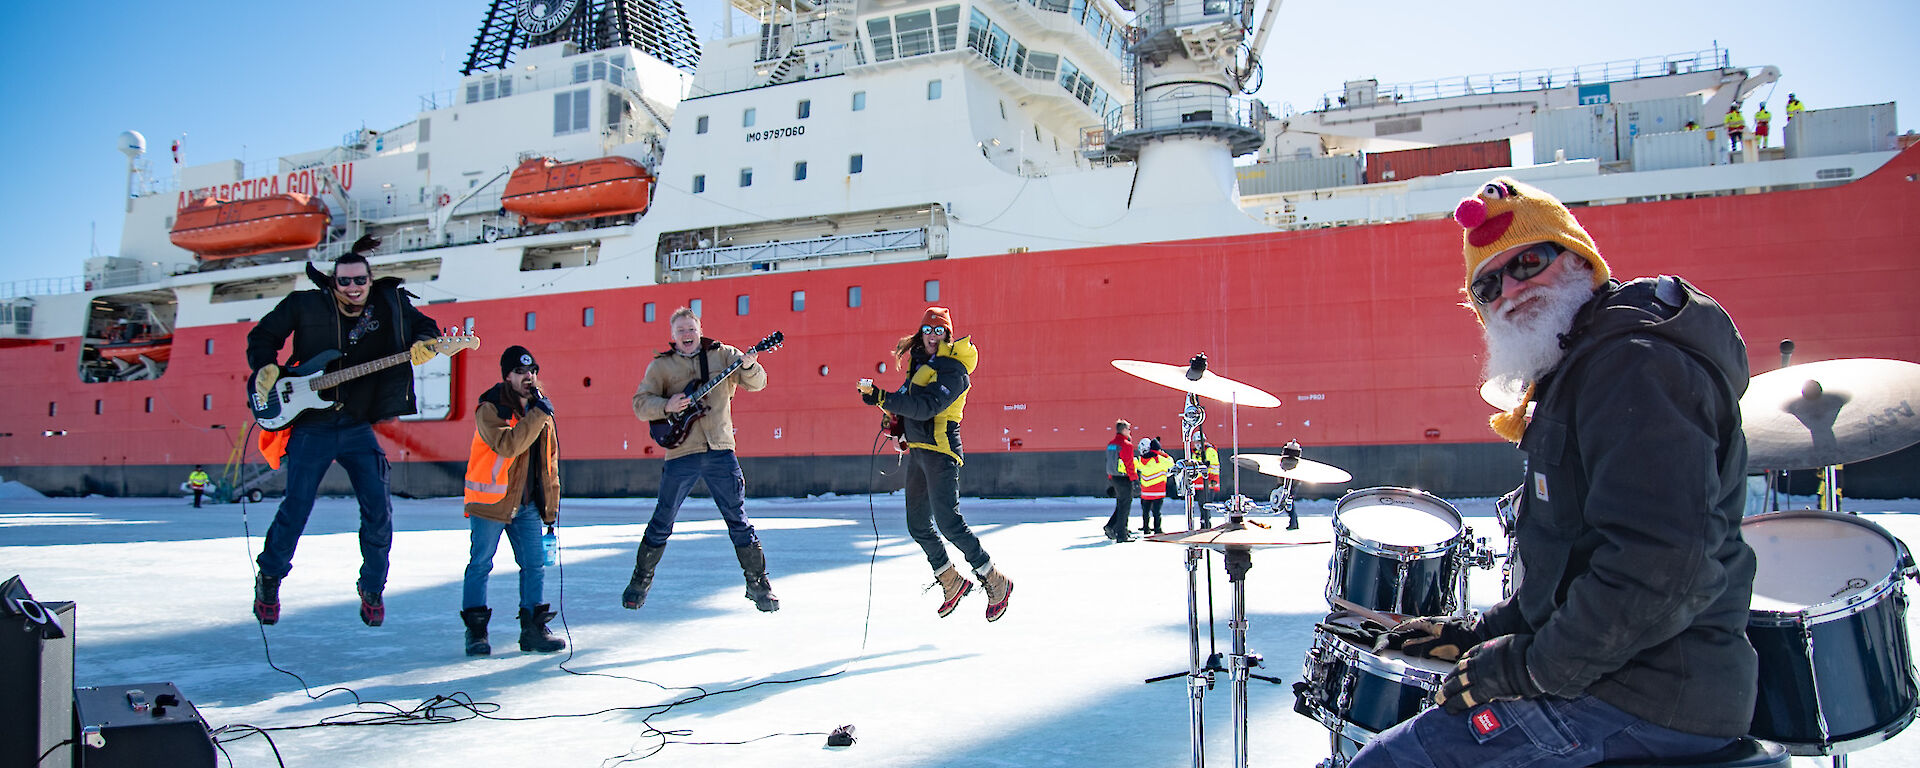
[1117,347,1920,768]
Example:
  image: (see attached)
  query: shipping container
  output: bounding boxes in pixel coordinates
[1615,96,1703,164]
[1363,139,1512,184]
[1236,154,1364,195]
[1632,130,1718,172]
[1534,105,1616,164]
[1785,103,1900,159]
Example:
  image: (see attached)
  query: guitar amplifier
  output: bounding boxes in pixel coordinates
[0,597,75,768]
[72,682,217,768]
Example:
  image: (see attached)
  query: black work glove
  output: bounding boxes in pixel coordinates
[1437,634,1542,714]
[529,389,554,415]
[1132,480,1142,498]
[1381,614,1487,662]
[861,388,881,406]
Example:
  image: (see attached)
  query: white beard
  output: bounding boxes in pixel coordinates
[1481,264,1595,391]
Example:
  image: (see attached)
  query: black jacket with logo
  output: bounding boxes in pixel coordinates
[245,274,439,426]
[1481,275,1756,737]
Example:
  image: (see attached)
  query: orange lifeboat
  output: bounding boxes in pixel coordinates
[169,194,331,260]
[97,334,173,364]
[502,156,652,224]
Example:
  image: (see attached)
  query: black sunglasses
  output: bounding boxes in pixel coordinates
[1470,243,1562,304]
[511,365,539,375]
[920,325,949,337]
[335,275,369,287]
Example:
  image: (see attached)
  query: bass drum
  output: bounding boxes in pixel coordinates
[1744,510,1919,755]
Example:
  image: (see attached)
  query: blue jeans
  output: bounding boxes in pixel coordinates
[463,502,544,611]
[1350,693,1733,768]
[645,450,759,548]
[256,416,392,594]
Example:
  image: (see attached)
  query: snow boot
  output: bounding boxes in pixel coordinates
[735,544,780,612]
[975,563,1014,622]
[621,543,666,610]
[460,606,491,656]
[253,573,281,625]
[358,587,384,627]
[517,604,565,653]
[932,564,973,618]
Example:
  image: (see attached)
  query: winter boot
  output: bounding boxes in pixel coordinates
[932,564,974,618]
[460,606,492,656]
[735,543,781,612]
[975,563,1014,622]
[358,587,384,627]
[517,604,566,653]
[253,573,282,625]
[621,543,666,610]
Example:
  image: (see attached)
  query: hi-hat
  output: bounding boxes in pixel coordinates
[1742,358,1920,470]
[1233,453,1353,484]
[1111,360,1280,407]
[1145,520,1329,550]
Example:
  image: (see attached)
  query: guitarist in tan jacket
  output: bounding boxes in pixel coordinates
[625,307,778,613]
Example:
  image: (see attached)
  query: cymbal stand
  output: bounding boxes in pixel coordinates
[1140,390,1212,768]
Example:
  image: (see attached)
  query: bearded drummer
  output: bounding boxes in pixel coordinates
[1354,179,1758,767]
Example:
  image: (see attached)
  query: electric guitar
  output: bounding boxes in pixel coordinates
[248,331,481,430]
[649,331,784,449]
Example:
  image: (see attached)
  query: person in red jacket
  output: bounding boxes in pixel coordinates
[1103,420,1138,542]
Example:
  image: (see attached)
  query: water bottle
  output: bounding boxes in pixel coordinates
[541,526,558,567]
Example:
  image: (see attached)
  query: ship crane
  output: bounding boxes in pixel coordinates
[1261,46,1779,160]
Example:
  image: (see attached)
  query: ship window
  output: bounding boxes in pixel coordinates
[696,115,709,134]
[743,107,757,128]
[203,394,212,411]
[466,83,480,104]
[866,18,895,62]
[740,168,753,187]
[593,59,607,81]
[848,285,863,308]
[852,91,866,111]
[849,154,864,174]
[644,302,656,322]
[936,4,961,51]
[144,397,153,413]
[693,174,706,193]
[791,290,805,312]
[737,295,750,316]
[464,317,475,332]
[95,399,102,415]
[497,77,511,98]
[797,99,811,119]
[573,62,590,84]
[418,153,430,170]
[483,79,496,101]
[583,307,595,327]
[205,338,214,355]
[689,299,702,317]
[794,161,808,181]
[1035,125,1041,142]
[525,312,536,331]
[925,280,940,302]
[928,79,942,100]
[48,402,55,417]
[895,10,934,57]
[554,89,591,135]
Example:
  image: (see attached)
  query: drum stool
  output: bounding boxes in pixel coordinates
[1590,737,1789,768]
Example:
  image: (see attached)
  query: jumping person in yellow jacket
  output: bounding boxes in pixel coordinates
[461,345,563,656]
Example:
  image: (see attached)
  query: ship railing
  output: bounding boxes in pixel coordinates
[1129,0,1245,36]
[1317,46,1732,109]
[1103,91,1264,149]
[666,229,929,270]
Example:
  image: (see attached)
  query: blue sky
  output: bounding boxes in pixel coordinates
[0,0,1912,286]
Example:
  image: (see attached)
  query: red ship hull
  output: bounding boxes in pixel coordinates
[8,147,1919,497]
[502,156,652,224]
[169,194,331,260]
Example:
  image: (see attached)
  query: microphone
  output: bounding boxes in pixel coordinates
[1185,353,1208,382]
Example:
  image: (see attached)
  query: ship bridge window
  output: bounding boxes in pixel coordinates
[866,18,895,61]
[554,89,591,136]
[696,115,709,134]
[573,62,590,84]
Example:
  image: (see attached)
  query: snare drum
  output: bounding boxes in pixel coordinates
[1328,488,1467,616]
[1297,624,1451,749]
[1744,510,1919,755]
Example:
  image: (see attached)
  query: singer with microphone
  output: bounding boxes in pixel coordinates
[860,307,1014,622]
[459,345,564,656]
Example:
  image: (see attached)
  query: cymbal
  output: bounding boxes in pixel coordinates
[1111,360,1280,408]
[1742,358,1920,470]
[1145,520,1330,550]
[1233,453,1353,484]
[1480,377,1526,411]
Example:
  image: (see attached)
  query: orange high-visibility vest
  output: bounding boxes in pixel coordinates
[464,416,519,506]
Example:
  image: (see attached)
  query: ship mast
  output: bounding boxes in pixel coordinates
[462,0,702,75]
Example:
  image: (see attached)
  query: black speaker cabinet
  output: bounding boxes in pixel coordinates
[71,683,215,768]
[0,600,75,768]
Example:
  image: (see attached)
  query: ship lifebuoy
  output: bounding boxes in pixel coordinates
[437,193,451,208]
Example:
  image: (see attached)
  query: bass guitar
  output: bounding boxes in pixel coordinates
[649,331,784,449]
[248,331,481,430]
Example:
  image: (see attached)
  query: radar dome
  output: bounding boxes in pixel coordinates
[117,130,146,159]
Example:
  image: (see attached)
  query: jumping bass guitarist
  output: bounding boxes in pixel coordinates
[624,307,780,614]
[242,245,439,628]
